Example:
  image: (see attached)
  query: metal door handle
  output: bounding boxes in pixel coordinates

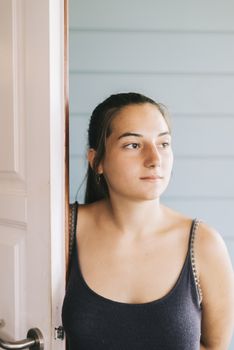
[0,328,43,349]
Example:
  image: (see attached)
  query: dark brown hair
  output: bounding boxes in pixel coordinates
[84,92,170,204]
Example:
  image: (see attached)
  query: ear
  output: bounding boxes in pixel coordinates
[87,149,96,169]
[87,149,103,174]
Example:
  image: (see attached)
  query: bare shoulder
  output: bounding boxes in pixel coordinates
[194,221,234,348]
[195,221,233,275]
[196,221,227,250]
[194,220,234,291]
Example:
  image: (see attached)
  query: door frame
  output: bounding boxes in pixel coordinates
[50,0,68,348]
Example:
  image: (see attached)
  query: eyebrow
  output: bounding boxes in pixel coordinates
[117,131,170,140]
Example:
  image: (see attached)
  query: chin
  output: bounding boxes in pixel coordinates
[132,191,163,202]
[140,183,168,199]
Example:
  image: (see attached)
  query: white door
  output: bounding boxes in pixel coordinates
[0,1,66,349]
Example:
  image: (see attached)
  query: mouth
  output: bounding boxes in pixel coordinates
[140,175,163,180]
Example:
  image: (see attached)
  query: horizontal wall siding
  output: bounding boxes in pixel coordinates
[70,0,234,31]
[172,116,234,156]
[168,158,234,197]
[69,74,234,114]
[70,31,234,73]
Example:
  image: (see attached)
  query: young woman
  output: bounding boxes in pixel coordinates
[62,92,234,349]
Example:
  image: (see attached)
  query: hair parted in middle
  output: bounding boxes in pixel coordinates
[84,92,171,204]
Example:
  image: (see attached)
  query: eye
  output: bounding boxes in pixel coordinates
[162,142,170,148]
[158,142,170,148]
[124,143,141,149]
[159,142,170,148]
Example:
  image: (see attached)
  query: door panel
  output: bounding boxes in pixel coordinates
[0,0,27,340]
[0,1,66,349]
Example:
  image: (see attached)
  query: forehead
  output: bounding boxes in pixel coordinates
[110,103,169,134]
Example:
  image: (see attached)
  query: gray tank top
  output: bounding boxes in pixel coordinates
[62,206,202,349]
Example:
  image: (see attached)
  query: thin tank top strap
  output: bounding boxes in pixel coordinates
[67,201,79,280]
[69,202,78,253]
[189,218,203,305]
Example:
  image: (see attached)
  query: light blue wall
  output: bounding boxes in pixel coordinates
[69,1,234,345]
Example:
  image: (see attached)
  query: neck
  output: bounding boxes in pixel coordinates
[103,195,165,240]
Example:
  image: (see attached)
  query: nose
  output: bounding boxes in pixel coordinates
[143,144,161,168]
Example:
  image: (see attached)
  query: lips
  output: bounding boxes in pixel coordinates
[140,175,163,180]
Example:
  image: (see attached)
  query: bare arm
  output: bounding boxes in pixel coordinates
[195,223,234,350]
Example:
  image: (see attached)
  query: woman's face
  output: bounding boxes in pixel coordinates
[96,103,173,201]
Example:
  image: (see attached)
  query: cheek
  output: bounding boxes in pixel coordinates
[103,149,131,169]
[102,153,139,182]
[163,151,173,170]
